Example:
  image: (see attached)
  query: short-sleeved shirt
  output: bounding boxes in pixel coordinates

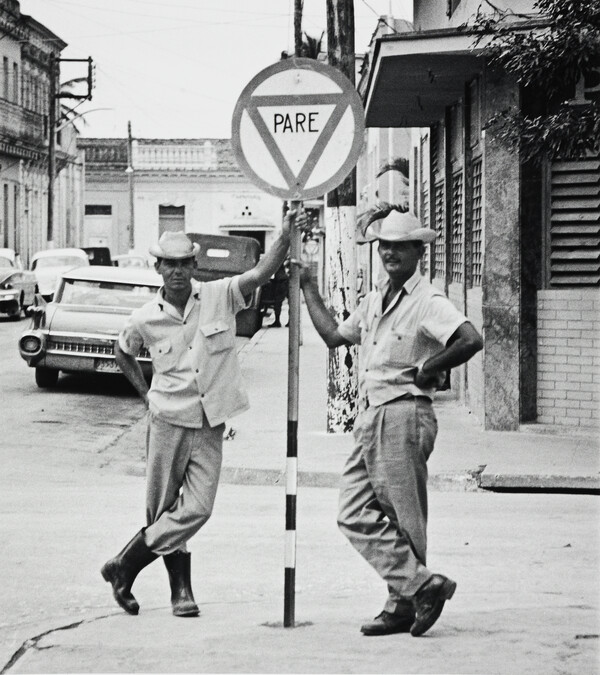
[338,270,468,409]
[118,277,250,428]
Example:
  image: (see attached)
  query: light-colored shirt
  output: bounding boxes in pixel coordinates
[118,277,250,428]
[338,270,468,409]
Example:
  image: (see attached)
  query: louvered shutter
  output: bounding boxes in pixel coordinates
[549,158,600,286]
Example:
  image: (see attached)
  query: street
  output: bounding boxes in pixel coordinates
[0,317,599,674]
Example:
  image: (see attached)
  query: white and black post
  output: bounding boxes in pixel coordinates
[284,200,302,627]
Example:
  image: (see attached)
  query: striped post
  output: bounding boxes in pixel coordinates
[284,200,302,627]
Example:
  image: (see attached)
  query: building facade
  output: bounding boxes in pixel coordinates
[0,0,84,266]
[359,0,599,430]
[79,138,286,259]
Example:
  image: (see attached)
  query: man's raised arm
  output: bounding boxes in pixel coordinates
[297,263,350,349]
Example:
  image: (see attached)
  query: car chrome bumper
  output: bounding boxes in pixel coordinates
[19,330,152,375]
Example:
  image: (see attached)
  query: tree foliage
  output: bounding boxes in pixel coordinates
[468,0,600,163]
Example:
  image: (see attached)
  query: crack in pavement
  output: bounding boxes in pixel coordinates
[1,614,115,673]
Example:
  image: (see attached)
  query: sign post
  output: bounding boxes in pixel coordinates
[231,57,364,628]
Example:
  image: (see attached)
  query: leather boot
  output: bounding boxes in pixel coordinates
[163,551,200,617]
[101,529,158,615]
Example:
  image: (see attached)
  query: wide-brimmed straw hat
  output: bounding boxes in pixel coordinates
[365,210,436,244]
[149,231,199,260]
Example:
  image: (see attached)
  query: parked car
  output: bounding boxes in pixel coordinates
[0,248,38,319]
[19,266,161,388]
[112,254,149,269]
[82,246,113,266]
[186,233,262,338]
[30,248,90,301]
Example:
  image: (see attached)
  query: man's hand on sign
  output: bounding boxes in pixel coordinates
[282,207,310,239]
[290,257,312,287]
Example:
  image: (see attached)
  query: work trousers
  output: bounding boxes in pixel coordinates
[143,412,225,556]
[338,397,437,615]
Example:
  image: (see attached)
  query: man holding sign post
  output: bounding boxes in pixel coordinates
[296,208,483,637]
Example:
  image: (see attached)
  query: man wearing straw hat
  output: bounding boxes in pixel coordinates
[101,208,306,618]
[297,209,483,637]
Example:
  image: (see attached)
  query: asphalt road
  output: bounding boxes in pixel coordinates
[0,314,145,462]
[0,316,599,674]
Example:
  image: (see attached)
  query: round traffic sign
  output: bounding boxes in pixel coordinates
[231,57,365,201]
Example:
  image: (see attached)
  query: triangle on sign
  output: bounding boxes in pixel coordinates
[245,93,350,193]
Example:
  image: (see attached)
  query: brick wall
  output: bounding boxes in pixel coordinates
[537,289,600,428]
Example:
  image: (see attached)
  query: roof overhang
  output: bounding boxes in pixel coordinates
[364,28,487,127]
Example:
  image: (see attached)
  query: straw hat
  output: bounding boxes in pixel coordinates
[365,210,436,244]
[149,231,199,259]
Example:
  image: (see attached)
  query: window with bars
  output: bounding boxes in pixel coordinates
[421,187,430,275]
[433,180,445,279]
[471,158,483,286]
[431,125,440,177]
[548,157,600,286]
[451,171,464,283]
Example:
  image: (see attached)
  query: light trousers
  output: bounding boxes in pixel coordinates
[143,412,224,556]
[338,397,437,615]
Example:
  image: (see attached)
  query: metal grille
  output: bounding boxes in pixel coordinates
[48,339,150,359]
[421,187,430,274]
[430,125,440,176]
[471,158,483,286]
[433,180,445,278]
[451,171,464,283]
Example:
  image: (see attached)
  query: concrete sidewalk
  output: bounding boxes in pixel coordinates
[102,304,600,493]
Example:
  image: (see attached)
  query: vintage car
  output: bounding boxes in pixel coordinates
[187,232,263,338]
[0,248,37,319]
[19,266,161,388]
[112,253,150,269]
[82,246,113,266]
[30,248,90,301]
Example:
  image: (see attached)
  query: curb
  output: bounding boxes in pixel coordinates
[478,471,600,492]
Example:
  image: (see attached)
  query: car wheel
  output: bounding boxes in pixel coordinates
[35,367,59,388]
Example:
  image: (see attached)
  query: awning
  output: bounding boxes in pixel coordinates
[364,28,486,127]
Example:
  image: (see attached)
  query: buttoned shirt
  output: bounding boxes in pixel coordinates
[118,277,250,428]
[337,270,468,409]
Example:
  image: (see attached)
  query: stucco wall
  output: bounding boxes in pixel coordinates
[537,288,600,429]
[466,287,484,422]
[83,175,283,257]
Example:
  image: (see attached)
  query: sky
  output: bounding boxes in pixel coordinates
[19,0,412,139]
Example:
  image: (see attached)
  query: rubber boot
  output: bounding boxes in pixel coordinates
[163,551,200,617]
[100,529,158,615]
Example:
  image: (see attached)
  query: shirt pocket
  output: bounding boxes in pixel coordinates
[149,338,176,374]
[200,320,235,354]
[388,328,418,366]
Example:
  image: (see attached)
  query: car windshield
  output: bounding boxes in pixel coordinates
[0,256,13,268]
[59,279,158,309]
[32,256,85,269]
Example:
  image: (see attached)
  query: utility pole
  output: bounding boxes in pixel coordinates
[325,0,359,432]
[126,121,135,250]
[47,56,57,243]
[294,0,303,56]
[47,56,94,244]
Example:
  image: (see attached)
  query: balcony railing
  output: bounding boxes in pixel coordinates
[0,98,46,146]
[132,142,218,171]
